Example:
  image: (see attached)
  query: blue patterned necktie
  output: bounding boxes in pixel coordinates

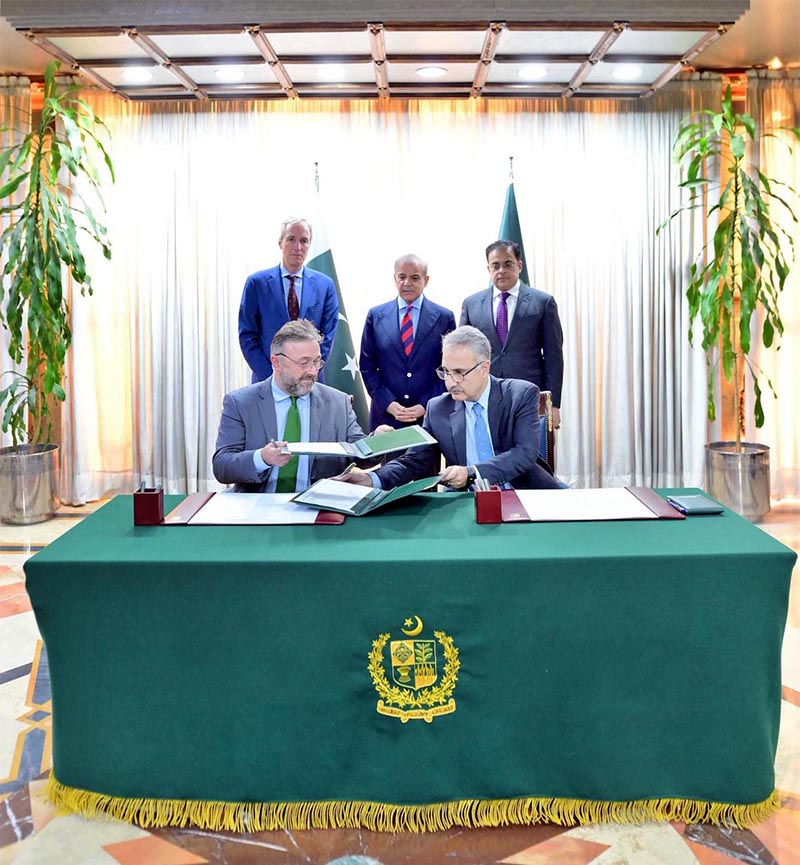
[472,403,495,462]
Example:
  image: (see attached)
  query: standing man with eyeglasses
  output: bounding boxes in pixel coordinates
[460,240,563,429]
[214,320,365,492]
[359,253,456,431]
[335,326,560,491]
[238,217,339,382]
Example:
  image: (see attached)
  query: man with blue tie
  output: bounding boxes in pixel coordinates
[338,326,559,491]
[359,254,456,431]
[238,218,339,382]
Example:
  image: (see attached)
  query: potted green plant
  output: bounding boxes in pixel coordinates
[0,61,113,523]
[660,84,799,520]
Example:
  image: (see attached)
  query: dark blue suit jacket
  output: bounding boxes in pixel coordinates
[375,376,560,490]
[460,283,564,407]
[360,297,456,431]
[238,265,339,382]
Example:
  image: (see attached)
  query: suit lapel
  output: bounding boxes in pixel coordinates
[270,267,290,324]
[450,401,468,465]
[487,378,504,448]
[410,299,436,356]
[506,284,531,343]
[257,377,279,441]
[307,386,323,475]
[478,290,503,354]
[299,269,316,318]
[377,301,406,363]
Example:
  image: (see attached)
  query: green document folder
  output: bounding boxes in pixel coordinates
[291,475,441,515]
[284,425,437,458]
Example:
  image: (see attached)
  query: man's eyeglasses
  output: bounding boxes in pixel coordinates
[275,353,326,371]
[435,362,483,382]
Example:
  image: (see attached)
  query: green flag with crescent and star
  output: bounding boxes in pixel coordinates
[498,181,531,285]
[307,213,370,432]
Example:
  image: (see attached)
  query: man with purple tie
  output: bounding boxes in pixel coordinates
[238,218,339,382]
[460,240,563,428]
[359,254,456,431]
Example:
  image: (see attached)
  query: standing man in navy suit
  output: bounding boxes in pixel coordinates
[359,254,456,431]
[460,240,563,428]
[239,217,339,382]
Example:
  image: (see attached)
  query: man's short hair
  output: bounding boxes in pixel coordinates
[394,253,428,275]
[442,325,491,363]
[271,319,323,355]
[278,217,313,243]
[485,240,521,262]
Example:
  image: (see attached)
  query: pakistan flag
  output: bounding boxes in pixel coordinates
[498,181,530,285]
[307,221,370,431]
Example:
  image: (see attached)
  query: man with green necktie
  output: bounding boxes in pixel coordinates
[213,320,367,493]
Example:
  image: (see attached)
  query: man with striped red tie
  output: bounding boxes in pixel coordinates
[359,254,456,431]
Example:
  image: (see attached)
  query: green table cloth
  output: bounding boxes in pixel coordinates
[24,490,795,832]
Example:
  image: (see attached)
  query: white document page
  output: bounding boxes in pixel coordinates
[294,478,372,510]
[189,493,320,525]
[514,487,658,522]
[283,442,350,455]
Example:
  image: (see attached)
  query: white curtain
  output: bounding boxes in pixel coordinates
[0,76,31,450]
[746,70,800,502]
[61,81,720,502]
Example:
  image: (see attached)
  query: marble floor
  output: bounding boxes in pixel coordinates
[1,500,799,865]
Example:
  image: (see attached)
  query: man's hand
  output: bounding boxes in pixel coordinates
[260,441,293,467]
[440,465,469,489]
[329,469,372,486]
[372,424,395,435]
[553,407,561,429]
[387,401,425,424]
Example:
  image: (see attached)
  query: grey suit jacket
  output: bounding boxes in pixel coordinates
[212,378,366,492]
[375,376,560,490]
[460,284,564,407]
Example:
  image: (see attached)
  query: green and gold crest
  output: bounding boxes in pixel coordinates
[368,616,459,723]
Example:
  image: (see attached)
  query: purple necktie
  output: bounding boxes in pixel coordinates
[496,292,509,345]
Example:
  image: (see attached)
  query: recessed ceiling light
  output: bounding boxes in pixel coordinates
[416,66,447,79]
[215,67,245,83]
[769,56,783,70]
[611,64,642,81]
[122,67,153,84]
[517,65,548,81]
[316,64,347,82]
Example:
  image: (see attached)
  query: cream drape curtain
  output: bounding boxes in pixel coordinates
[61,81,719,501]
[746,70,800,502]
[0,76,31,450]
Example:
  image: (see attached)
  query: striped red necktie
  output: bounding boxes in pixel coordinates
[400,304,414,356]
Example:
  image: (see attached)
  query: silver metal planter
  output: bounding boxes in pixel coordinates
[704,441,770,523]
[0,444,60,525]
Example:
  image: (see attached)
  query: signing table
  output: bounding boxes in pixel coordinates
[25,490,795,832]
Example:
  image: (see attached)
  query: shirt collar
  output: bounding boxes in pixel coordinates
[280,264,304,281]
[466,379,492,414]
[271,378,311,404]
[396,294,424,312]
[493,281,520,299]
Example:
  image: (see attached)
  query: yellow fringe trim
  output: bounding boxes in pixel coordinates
[47,776,781,833]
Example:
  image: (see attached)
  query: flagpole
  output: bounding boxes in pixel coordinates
[509,155,514,181]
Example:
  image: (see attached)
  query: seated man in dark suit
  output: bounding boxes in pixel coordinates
[238,217,339,382]
[336,326,560,491]
[460,240,564,429]
[214,320,366,493]
[359,253,456,431]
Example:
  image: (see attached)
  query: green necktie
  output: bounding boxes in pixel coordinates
[275,396,300,493]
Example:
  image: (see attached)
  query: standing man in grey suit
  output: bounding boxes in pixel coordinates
[214,320,365,493]
[460,240,563,428]
[238,217,339,383]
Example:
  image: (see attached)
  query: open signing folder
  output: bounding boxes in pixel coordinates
[282,425,436,459]
[291,475,441,516]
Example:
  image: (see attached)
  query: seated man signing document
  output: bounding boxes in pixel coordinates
[213,320,367,493]
[337,326,560,491]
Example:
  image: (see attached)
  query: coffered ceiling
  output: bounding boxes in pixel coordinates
[1,1,796,101]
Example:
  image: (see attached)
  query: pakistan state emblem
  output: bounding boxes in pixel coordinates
[368,616,459,722]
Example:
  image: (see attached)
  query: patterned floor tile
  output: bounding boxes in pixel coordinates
[0,584,31,620]
[104,834,209,865]
[500,832,609,863]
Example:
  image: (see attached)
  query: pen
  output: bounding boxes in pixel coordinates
[343,462,357,474]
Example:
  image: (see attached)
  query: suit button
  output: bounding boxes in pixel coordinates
[406,372,412,378]
[404,395,410,400]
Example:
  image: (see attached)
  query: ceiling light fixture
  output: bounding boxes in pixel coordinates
[122,67,153,84]
[611,64,642,81]
[517,65,548,81]
[416,66,447,79]
[769,56,783,70]
[215,67,245,83]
